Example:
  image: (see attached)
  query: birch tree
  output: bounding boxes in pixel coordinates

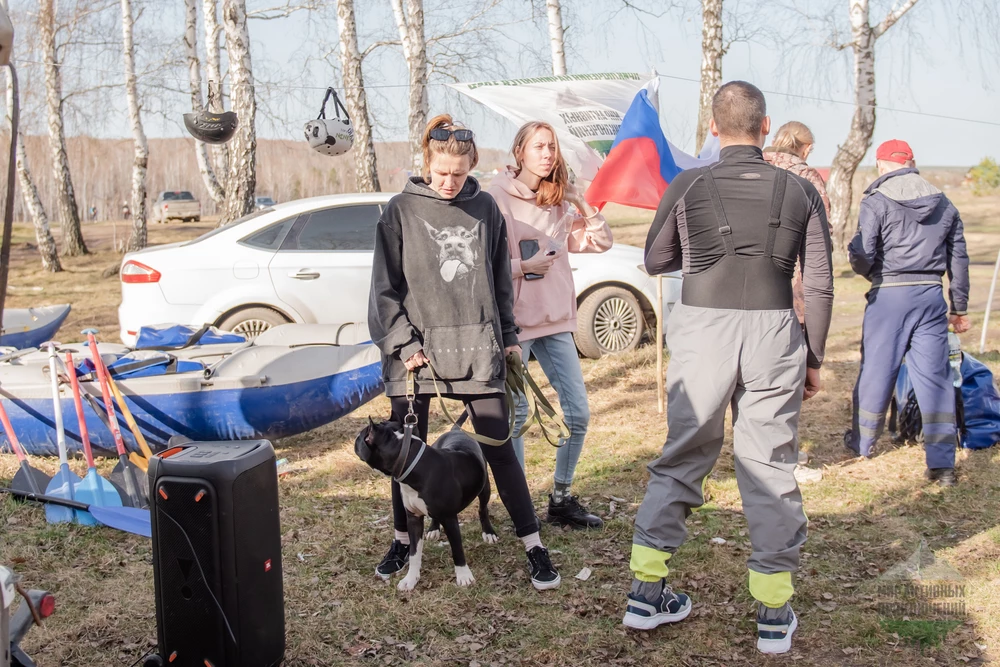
[546,0,566,76]
[695,0,723,151]
[825,0,920,249]
[221,0,257,223]
[120,0,149,252]
[5,71,61,271]
[336,0,380,191]
[186,0,225,206]
[204,0,230,186]
[39,0,87,256]
[390,0,428,173]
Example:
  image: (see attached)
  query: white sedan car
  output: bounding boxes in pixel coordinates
[118,193,681,358]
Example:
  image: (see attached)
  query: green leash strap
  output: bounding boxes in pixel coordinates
[411,353,571,448]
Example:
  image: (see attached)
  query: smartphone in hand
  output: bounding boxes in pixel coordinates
[520,239,545,281]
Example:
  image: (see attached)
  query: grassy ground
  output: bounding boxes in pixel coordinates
[3,190,1000,666]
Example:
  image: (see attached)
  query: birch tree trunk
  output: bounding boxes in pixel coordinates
[391,0,428,173]
[203,0,230,185]
[336,0,380,192]
[121,0,149,253]
[39,0,87,256]
[5,70,61,272]
[826,0,920,250]
[695,0,724,152]
[221,0,256,224]
[186,0,225,206]
[546,0,567,76]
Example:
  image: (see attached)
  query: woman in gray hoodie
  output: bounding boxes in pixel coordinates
[368,114,561,591]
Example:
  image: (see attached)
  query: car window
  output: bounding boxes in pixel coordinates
[240,217,295,250]
[163,191,195,201]
[279,205,381,251]
[182,208,274,246]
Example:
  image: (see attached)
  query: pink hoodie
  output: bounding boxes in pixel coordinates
[488,168,614,342]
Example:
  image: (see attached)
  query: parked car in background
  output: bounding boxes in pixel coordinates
[118,194,682,358]
[152,191,201,223]
[255,196,277,210]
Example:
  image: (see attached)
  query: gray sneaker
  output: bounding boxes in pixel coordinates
[757,602,797,654]
[623,579,692,630]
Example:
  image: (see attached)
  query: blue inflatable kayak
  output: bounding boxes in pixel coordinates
[0,324,383,456]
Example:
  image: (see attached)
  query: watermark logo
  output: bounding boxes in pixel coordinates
[877,540,966,619]
[876,541,966,648]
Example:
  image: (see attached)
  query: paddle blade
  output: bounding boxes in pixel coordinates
[89,505,151,538]
[74,469,123,526]
[44,465,83,524]
[111,458,148,509]
[12,462,52,496]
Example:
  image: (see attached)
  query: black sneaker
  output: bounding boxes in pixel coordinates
[526,546,561,590]
[622,581,692,630]
[757,603,798,654]
[544,495,604,530]
[375,540,409,579]
[843,429,861,456]
[926,467,957,487]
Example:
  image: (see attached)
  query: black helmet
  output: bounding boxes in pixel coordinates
[183,111,238,144]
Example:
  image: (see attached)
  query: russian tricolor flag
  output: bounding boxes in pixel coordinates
[585,80,720,211]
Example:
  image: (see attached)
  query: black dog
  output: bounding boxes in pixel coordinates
[355,418,497,591]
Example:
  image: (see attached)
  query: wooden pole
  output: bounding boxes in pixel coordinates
[979,247,1000,354]
[656,274,664,414]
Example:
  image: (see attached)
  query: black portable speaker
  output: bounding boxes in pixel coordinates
[146,440,285,667]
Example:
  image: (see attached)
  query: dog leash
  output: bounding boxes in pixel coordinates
[392,373,425,482]
[408,353,571,448]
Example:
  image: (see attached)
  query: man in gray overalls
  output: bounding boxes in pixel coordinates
[845,140,970,486]
[621,82,834,655]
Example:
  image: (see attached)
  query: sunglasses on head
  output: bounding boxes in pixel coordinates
[429,127,474,142]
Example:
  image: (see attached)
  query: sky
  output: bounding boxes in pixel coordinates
[251,0,1000,167]
[17,0,1000,168]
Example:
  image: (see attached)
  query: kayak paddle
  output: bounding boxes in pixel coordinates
[65,351,122,524]
[83,330,152,470]
[0,400,51,495]
[82,330,147,509]
[0,487,151,538]
[42,342,83,524]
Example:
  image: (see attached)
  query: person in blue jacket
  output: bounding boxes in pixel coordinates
[846,139,971,486]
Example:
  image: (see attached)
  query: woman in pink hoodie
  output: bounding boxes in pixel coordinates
[488,121,613,530]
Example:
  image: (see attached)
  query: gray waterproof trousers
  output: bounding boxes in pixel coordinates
[631,302,808,607]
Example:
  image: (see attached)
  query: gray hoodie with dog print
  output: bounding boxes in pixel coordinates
[369,176,519,397]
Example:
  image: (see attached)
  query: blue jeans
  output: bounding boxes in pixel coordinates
[512,331,591,486]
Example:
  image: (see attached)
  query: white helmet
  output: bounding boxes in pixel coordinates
[304,88,354,157]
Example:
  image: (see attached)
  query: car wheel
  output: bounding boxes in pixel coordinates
[192,216,201,222]
[575,286,644,359]
[218,307,290,340]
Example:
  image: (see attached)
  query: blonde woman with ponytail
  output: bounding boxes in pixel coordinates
[764,121,831,323]
[368,114,561,591]
[488,121,613,530]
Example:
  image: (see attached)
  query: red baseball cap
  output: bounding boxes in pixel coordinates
[876,139,914,164]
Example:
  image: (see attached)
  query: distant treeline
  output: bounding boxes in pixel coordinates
[0,135,510,222]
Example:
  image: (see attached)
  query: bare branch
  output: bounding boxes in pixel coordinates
[874,0,921,38]
[247,0,321,20]
[360,39,401,60]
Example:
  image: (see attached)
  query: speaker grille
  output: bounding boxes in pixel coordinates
[232,461,285,664]
[155,477,225,665]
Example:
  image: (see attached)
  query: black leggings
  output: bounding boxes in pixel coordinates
[389,393,538,538]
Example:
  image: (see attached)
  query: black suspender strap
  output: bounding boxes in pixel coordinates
[701,167,736,256]
[764,168,788,259]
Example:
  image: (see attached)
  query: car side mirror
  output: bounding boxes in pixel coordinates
[0,5,13,67]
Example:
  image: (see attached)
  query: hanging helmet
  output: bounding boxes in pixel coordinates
[184,111,239,144]
[304,88,354,157]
